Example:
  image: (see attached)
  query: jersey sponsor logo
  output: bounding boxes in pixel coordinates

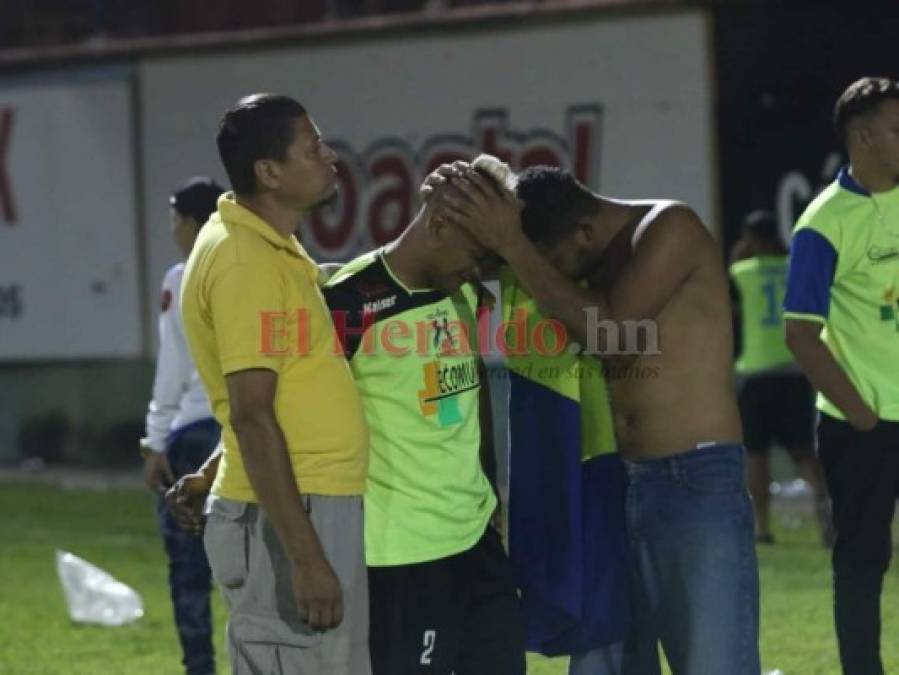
[867,245,899,265]
[879,287,899,330]
[362,295,397,315]
[417,306,480,426]
[418,359,480,427]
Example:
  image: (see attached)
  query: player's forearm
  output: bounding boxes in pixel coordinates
[786,324,873,421]
[501,240,612,348]
[144,400,180,452]
[233,416,326,566]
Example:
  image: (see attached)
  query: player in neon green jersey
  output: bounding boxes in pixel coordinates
[785,76,899,675]
[729,209,829,545]
[321,170,524,675]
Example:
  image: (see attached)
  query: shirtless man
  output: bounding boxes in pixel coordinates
[431,161,760,675]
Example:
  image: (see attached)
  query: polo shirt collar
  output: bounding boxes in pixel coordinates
[838,165,872,197]
[217,193,312,261]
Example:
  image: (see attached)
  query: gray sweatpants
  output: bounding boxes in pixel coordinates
[204,494,370,675]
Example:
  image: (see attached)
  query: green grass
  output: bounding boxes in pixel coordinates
[1,483,898,674]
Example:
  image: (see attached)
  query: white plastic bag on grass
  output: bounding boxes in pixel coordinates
[56,550,144,626]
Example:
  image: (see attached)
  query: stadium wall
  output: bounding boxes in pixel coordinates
[0,4,715,464]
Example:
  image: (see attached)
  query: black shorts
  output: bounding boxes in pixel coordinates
[368,526,526,675]
[738,372,815,454]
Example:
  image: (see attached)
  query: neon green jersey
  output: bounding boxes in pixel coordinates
[729,255,794,375]
[324,250,495,566]
[784,167,899,420]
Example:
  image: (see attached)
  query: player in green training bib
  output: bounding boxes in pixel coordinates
[728,210,829,545]
[323,168,525,675]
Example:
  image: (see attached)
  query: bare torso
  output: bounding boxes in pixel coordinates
[589,201,742,460]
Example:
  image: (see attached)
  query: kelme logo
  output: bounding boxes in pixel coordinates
[867,246,899,264]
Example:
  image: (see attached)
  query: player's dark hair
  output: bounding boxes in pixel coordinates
[833,76,899,146]
[741,209,778,241]
[170,177,225,225]
[217,94,307,195]
[515,166,600,246]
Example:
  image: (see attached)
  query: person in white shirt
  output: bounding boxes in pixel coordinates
[140,177,224,675]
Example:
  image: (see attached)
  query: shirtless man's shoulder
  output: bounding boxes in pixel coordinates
[630,201,716,255]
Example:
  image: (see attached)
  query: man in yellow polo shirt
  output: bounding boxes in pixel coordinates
[180,94,370,675]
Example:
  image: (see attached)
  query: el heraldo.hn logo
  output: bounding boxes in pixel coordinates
[417,308,479,427]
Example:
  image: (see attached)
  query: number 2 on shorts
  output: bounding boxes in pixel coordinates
[420,629,437,665]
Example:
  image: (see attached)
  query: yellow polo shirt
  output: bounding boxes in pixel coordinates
[181,193,368,501]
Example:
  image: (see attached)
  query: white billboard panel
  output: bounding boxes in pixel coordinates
[140,10,713,346]
[0,75,141,360]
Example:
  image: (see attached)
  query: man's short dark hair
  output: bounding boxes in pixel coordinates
[170,177,225,225]
[741,209,778,240]
[216,94,307,195]
[515,166,600,246]
[833,77,899,146]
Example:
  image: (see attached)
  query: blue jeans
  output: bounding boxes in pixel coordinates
[155,419,220,675]
[621,444,760,675]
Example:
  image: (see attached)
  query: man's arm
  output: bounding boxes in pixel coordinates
[227,368,344,630]
[141,272,191,492]
[785,319,877,430]
[782,226,876,431]
[440,174,701,351]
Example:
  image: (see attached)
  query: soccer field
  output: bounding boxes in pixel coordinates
[2,482,898,675]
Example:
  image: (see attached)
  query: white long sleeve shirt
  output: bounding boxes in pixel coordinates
[142,263,214,453]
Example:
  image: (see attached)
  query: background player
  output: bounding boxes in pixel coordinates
[139,176,224,675]
[323,170,524,674]
[729,209,830,545]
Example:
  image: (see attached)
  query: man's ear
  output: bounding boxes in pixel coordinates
[422,198,447,237]
[254,158,280,191]
[575,217,595,245]
[427,213,448,246]
[849,119,874,150]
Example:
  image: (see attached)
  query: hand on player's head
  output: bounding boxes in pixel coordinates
[419,160,471,202]
[434,167,524,256]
